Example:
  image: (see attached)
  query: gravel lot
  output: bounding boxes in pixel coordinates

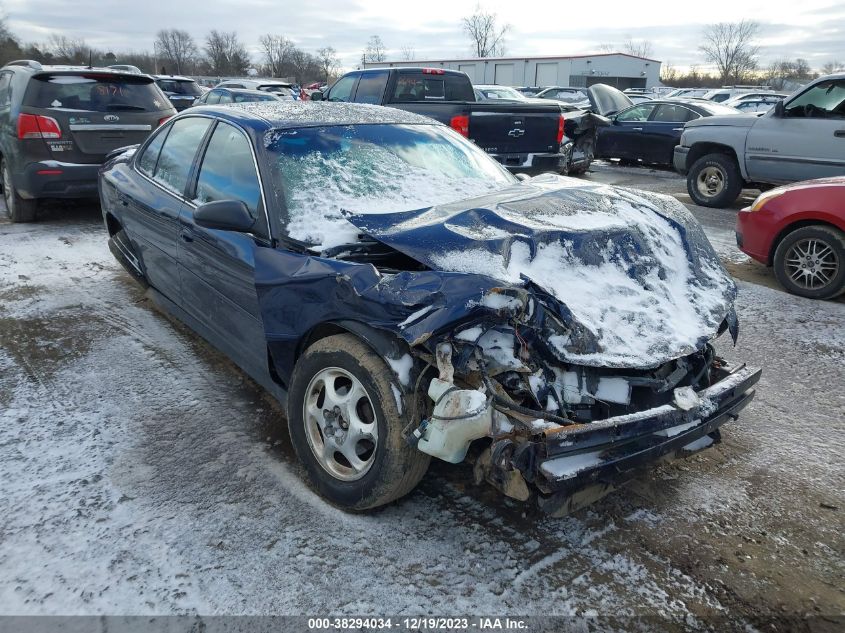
[0,166,843,630]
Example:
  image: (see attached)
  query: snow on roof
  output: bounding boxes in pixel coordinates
[221,101,438,129]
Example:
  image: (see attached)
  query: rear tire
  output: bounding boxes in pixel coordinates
[687,153,743,208]
[287,334,430,511]
[2,158,38,223]
[773,225,845,300]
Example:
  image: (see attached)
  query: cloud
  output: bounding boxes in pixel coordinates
[4,0,844,71]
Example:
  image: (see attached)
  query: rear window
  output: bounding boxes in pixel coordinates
[156,79,202,96]
[392,74,473,102]
[26,74,170,112]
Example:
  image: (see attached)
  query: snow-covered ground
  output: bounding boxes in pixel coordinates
[0,189,843,624]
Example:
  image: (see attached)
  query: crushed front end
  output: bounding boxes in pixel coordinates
[404,288,760,516]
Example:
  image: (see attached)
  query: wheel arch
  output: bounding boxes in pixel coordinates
[270,320,416,391]
[687,142,745,180]
[769,219,845,265]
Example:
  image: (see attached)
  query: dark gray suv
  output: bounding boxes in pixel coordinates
[0,60,176,222]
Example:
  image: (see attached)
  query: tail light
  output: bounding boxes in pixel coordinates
[18,113,62,140]
[557,115,566,145]
[157,116,172,127]
[450,114,470,137]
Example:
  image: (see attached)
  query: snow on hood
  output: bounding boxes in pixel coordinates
[685,114,758,128]
[347,174,737,369]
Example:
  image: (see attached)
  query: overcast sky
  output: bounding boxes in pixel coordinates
[5,0,845,72]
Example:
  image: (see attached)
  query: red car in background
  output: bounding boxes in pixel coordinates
[736,177,845,300]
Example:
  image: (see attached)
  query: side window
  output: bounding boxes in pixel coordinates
[652,104,694,122]
[218,92,233,104]
[616,103,656,122]
[194,122,262,224]
[0,72,11,111]
[137,125,169,176]
[353,71,388,104]
[205,90,221,105]
[152,117,212,195]
[445,76,473,101]
[785,79,845,118]
[327,74,359,102]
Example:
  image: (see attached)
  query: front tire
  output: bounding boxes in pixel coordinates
[2,158,38,223]
[687,153,743,208]
[287,334,430,510]
[773,225,845,300]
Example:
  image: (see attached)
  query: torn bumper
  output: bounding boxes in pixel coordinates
[519,363,761,516]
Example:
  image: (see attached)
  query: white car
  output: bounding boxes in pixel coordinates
[215,79,296,100]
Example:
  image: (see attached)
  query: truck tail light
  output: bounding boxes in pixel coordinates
[557,115,565,145]
[158,116,172,127]
[450,114,470,137]
[18,113,62,140]
[422,68,445,75]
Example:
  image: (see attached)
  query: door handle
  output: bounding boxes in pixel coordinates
[631,127,643,131]
[117,193,130,207]
[672,127,683,131]
[179,230,194,243]
[835,130,845,138]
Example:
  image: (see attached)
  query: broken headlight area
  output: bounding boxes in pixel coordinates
[405,289,761,515]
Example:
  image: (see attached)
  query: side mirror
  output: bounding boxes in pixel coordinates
[773,100,785,117]
[194,200,255,233]
[310,91,323,101]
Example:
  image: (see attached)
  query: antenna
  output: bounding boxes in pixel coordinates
[88,50,93,69]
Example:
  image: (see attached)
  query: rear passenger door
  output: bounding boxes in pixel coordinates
[177,120,269,374]
[643,103,698,164]
[126,116,212,302]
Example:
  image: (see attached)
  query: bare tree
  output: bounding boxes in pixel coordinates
[363,35,386,63]
[204,30,250,76]
[316,46,340,82]
[598,37,653,58]
[462,4,509,57]
[47,34,91,64]
[821,60,843,75]
[400,44,416,61]
[623,37,653,59]
[260,34,294,77]
[767,58,816,89]
[700,20,760,85]
[154,29,197,74]
[660,62,678,84]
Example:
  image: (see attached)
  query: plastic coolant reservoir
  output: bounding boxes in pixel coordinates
[416,378,493,463]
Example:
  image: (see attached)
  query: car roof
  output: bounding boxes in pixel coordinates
[189,101,439,130]
[154,74,195,82]
[2,61,151,79]
[475,84,519,90]
[356,66,466,77]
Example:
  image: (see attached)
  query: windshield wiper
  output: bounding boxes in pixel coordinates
[106,104,147,111]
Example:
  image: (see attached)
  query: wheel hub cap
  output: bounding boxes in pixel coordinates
[303,367,378,481]
[696,166,725,198]
[785,238,839,291]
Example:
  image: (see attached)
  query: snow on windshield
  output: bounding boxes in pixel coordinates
[268,124,513,249]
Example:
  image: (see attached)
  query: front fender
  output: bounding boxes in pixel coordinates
[682,128,751,180]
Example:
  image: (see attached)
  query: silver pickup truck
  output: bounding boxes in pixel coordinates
[674,73,845,207]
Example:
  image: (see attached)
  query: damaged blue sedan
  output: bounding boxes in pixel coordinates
[99,102,761,516]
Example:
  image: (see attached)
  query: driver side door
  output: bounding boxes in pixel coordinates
[745,78,845,183]
[596,103,657,161]
[177,119,271,377]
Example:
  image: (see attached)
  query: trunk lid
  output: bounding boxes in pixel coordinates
[469,103,562,154]
[23,71,175,164]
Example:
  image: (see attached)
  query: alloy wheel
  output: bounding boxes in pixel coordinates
[784,238,839,291]
[302,367,379,481]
